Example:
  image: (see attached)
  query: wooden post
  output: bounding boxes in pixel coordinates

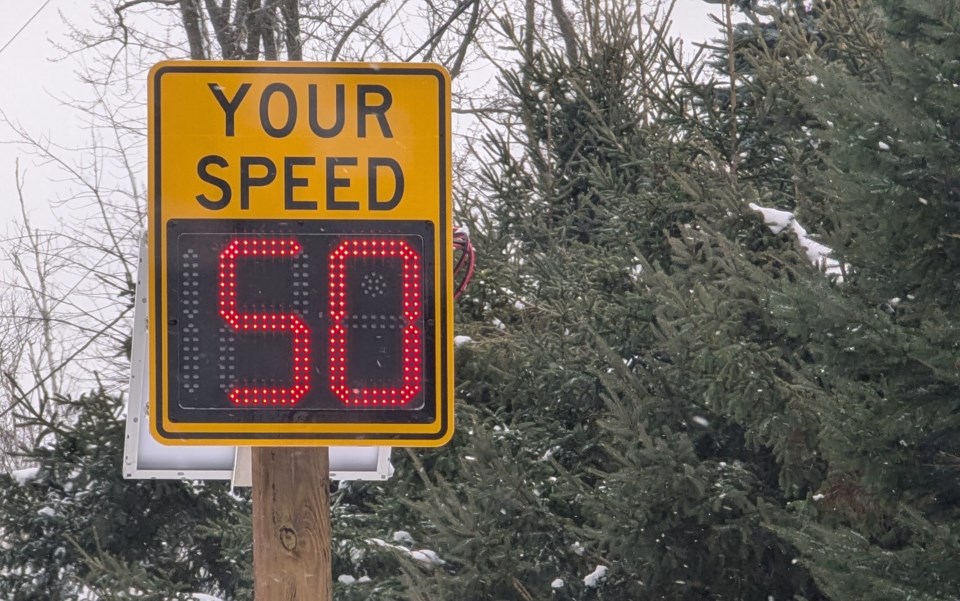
[253,447,332,601]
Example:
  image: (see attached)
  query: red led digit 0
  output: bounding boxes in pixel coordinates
[218,238,311,405]
[328,238,423,406]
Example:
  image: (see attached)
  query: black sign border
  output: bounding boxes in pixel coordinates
[151,63,451,443]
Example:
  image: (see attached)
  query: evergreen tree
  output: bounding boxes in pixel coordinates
[0,390,252,600]
[679,0,876,217]
[757,1,960,598]
[355,1,960,600]
[352,2,833,599]
[684,1,960,598]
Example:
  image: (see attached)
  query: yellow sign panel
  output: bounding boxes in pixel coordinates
[148,61,453,446]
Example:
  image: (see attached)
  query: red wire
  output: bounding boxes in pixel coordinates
[452,227,475,300]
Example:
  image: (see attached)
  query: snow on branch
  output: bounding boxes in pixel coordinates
[748,203,844,280]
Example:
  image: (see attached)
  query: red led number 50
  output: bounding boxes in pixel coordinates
[217,236,423,407]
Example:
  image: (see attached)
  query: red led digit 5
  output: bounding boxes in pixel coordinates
[218,238,311,405]
[328,238,423,406]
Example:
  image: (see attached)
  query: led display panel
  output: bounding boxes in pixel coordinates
[168,220,435,419]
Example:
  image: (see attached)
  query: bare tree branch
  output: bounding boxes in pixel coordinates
[280,0,301,60]
[331,0,385,61]
[179,0,207,58]
[448,0,481,78]
[524,0,534,61]
[244,0,262,58]
[404,0,476,62]
[260,0,278,59]
[205,0,240,58]
[549,0,579,64]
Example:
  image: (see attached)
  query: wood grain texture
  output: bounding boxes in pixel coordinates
[253,447,332,601]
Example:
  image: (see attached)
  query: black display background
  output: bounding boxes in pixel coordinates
[165,218,437,426]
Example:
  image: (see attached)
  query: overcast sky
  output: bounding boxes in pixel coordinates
[1,0,92,227]
[0,0,722,234]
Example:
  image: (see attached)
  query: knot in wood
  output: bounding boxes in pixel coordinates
[279,526,298,551]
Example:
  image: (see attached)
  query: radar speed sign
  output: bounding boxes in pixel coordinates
[148,61,453,446]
